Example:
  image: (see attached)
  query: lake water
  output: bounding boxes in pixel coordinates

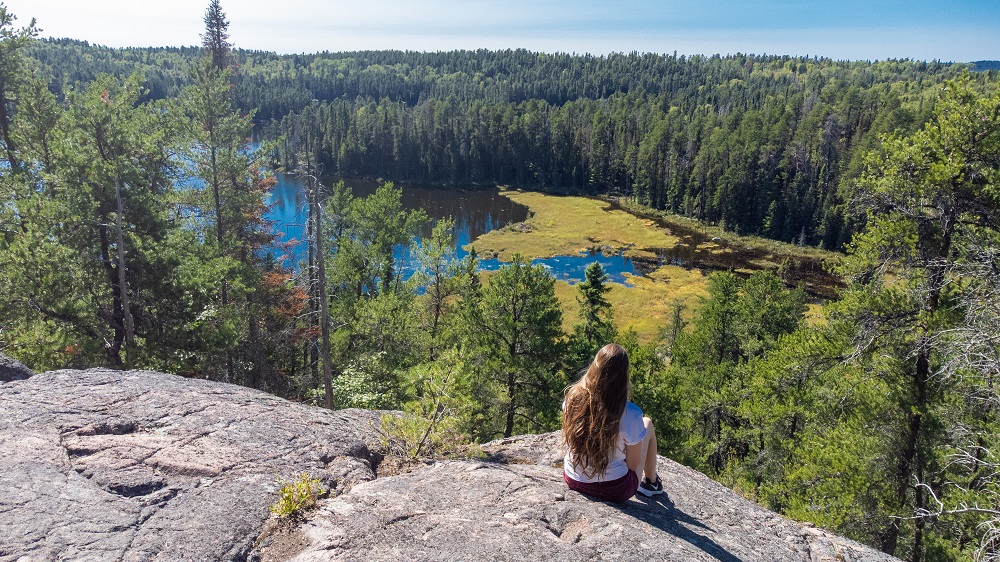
[266,172,639,286]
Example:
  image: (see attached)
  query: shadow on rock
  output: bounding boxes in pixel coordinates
[0,353,33,382]
[619,493,742,562]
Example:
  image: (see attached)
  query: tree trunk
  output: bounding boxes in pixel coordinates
[504,370,516,438]
[312,174,335,410]
[0,93,21,173]
[880,218,951,558]
[98,223,125,368]
[113,170,135,367]
[306,179,318,387]
[208,141,233,382]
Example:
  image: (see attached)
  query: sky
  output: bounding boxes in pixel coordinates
[6,0,998,62]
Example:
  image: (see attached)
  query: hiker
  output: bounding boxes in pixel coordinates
[562,343,663,502]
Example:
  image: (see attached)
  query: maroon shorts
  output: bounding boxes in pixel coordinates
[564,470,638,503]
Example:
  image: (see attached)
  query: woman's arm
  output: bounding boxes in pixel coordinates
[625,442,642,473]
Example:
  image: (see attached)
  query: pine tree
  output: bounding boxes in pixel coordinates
[0,3,38,173]
[576,261,615,347]
[739,75,1000,562]
[830,74,1000,560]
[567,261,616,373]
[201,0,231,72]
[411,218,469,360]
[668,271,806,473]
[462,255,564,438]
[0,73,195,369]
[181,1,288,387]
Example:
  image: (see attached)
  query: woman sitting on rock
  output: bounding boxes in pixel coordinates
[562,343,663,503]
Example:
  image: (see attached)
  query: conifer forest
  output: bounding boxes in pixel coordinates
[2,2,1000,560]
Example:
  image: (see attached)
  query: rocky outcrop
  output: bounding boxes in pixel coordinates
[1,369,898,562]
[0,353,33,382]
[286,433,898,562]
[0,369,381,561]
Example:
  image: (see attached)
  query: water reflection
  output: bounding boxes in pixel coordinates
[266,172,637,286]
[476,252,637,286]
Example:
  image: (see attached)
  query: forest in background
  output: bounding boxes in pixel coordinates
[27,37,998,249]
[2,3,1000,561]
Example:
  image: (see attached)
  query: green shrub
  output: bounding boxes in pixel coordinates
[377,350,484,461]
[379,410,484,461]
[270,473,326,519]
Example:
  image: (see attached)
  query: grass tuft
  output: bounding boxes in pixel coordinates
[270,473,325,519]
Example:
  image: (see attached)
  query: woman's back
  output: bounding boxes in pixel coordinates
[561,343,664,502]
[563,400,646,482]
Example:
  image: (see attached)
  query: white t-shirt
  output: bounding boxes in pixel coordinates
[564,401,646,483]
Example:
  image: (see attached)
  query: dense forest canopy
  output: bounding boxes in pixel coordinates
[26,39,999,249]
[972,60,1000,72]
[3,4,1000,561]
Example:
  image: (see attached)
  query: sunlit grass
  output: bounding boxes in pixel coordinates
[554,265,709,343]
[468,189,712,343]
[804,302,827,327]
[469,190,680,260]
[470,189,839,342]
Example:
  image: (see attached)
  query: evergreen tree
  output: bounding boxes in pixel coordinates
[728,75,1000,562]
[320,182,427,409]
[462,254,564,438]
[0,3,37,173]
[667,270,806,472]
[0,73,203,369]
[824,74,1000,560]
[576,261,615,346]
[201,0,231,72]
[567,261,616,373]
[411,217,470,360]
[179,2,292,388]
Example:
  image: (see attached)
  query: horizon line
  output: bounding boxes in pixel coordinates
[33,36,995,66]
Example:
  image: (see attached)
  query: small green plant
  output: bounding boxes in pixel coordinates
[270,473,326,519]
[379,410,484,461]
[377,351,484,461]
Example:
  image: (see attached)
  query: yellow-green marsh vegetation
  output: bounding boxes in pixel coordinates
[470,191,681,260]
[472,189,841,342]
[554,265,709,343]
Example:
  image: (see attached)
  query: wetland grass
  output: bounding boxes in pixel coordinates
[470,189,842,342]
[554,265,709,343]
[471,191,681,260]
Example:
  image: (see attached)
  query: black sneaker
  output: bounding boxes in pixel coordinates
[637,475,664,496]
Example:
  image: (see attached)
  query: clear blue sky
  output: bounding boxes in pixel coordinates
[7,0,998,61]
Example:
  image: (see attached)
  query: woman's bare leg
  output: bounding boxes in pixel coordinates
[638,416,659,481]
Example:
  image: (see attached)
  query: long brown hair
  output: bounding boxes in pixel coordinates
[562,343,631,478]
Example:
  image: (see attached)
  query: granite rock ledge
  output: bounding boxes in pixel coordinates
[0,353,33,382]
[0,369,898,562]
[0,368,379,561]
[284,432,899,561]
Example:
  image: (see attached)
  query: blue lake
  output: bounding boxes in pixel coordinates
[265,171,639,286]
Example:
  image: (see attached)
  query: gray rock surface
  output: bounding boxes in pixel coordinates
[0,353,33,382]
[0,369,381,561]
[1,369,898,562]
[289,434,900,562]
